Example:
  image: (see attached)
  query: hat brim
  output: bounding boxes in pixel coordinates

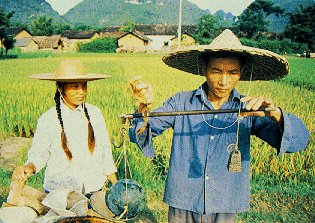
[162,45,289,81]
[29,73,111,82]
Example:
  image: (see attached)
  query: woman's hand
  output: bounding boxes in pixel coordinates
[12,163,36,182]
[107,173,118,185]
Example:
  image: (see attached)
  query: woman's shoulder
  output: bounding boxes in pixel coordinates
[39,106,57,118]
[35,106,58,126]
[85,103,100,111]
[84,103,103,116]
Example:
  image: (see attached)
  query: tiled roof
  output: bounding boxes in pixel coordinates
[33,35,62,49]
[103,24,197,35]
[100,31,127,38]
[5,27,31,36]
[118,31,151,41]
[62,30,99,39]
[136,24,196,35]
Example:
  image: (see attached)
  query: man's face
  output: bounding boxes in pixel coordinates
[60,82,87,109]
[205,57,242,101]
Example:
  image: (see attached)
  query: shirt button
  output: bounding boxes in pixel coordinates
[205,176,209,180]
[214,115,218,119]
[210,136,214,140]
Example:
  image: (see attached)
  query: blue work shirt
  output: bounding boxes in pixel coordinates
[129,82,310,214]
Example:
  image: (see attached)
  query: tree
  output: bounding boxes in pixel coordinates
[194,14,221,44]
[0,7,14,57]
[235,0,284,38]
[284,5,314,51]
[73,24,92,31]
[53,23,71,35]
[119,21,136,32]
[29,15,53,36]
[3,36,15,55]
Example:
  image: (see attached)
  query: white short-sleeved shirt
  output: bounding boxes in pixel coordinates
[26,102,117,194]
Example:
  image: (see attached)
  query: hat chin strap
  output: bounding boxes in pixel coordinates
[59,90,78,110]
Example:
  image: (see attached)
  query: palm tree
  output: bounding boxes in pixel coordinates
[29,15,53,36]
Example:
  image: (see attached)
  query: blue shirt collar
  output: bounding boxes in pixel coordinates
[194,82,241,102]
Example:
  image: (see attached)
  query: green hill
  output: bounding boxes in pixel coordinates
[63,0,208,26]
[214,10,234,27]
[1,0,312,33]
[268,0,314,32]
[0,0,67,25]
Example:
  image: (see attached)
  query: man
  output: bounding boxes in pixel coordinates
[128,29,309,223]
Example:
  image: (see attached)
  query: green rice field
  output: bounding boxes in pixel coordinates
[0,53,314,222]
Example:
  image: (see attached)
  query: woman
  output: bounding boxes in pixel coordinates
[12,59,117,203]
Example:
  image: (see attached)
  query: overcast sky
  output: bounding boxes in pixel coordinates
[46,0,83,15]
[46,0,254,16]
[188,0,254,15]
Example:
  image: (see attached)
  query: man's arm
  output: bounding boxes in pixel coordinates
[240,96,309,155]
[129,76,177,158]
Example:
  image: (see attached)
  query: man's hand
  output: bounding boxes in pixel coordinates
[12,163,36,182]
[240,96,283,125]
[130,76,154,113]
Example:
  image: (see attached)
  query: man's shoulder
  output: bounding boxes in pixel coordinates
[172,89,196,101]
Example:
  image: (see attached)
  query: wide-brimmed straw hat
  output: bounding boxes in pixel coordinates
[30,60,111,82]
[162,29,289,81]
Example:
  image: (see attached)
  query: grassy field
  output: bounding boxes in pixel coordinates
[0,53,314,222]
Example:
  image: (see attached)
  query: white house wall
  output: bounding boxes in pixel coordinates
[147,35,175,51]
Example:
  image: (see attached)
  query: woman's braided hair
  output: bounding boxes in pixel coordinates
[84,104,95,153]
[54,82,95,160]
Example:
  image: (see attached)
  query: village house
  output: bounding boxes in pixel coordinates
[5,27,32,39]
[104,24,197,51]
[33,35,63,51]
[62,30,100,51]
[170,32,197,48]
[136,24,197,51]
[117,31,151,52]
[14,37,39,52]
[1,27,33,48]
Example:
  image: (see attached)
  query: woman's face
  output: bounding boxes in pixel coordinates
[60,82,87,109]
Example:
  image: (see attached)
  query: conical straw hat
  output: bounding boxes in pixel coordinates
[30,60,111,82]
[162,29,289,81]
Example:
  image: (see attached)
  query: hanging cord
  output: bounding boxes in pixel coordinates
[196,54,238,130]
[227,64,254,153]
[200,86,239,130]
[246,64,254,96]
[123,117,129,221]
[59,91,76,110]
[233,106,242,152]
[103,117,131,221]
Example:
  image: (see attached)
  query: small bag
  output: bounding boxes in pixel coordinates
[5,179,49,215]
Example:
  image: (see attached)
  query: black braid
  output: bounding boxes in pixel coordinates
[54,90,64,130]
[54,88,72,160]
[84,104,95,153]
[84,104,91,122]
